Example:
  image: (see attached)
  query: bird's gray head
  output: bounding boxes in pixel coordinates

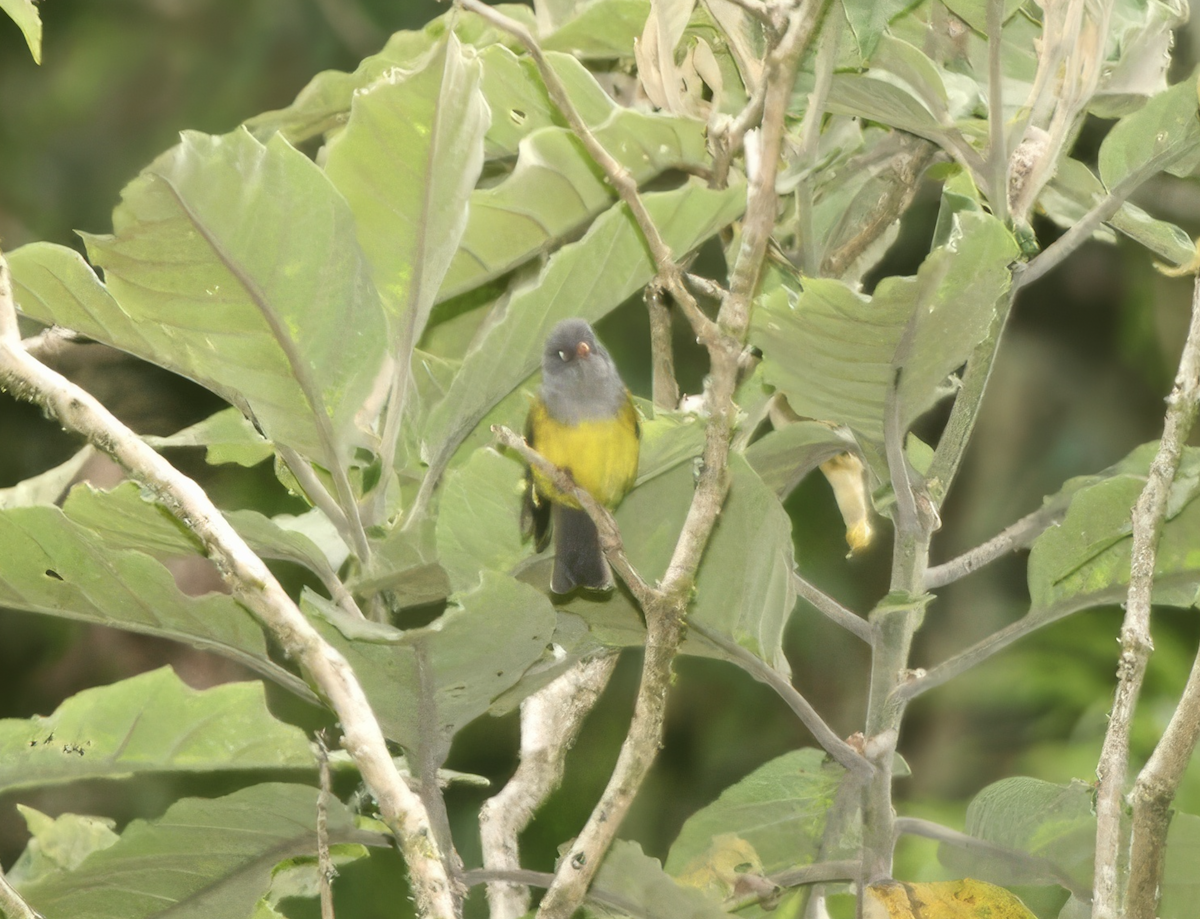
[541,319,627,423]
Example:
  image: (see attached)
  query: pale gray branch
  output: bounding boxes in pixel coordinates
[0,253,459,919]
[1099,271,1200,919]
[925,499,1067,589]
[481,656,619,919]
[792,571,873,644]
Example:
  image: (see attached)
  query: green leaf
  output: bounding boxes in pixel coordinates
[751,211,1017,450]
[940,776,1095,890]
[325,35,487,369]
[744,422,859,497]
[16,784,363,919]
[61,482,202,558]
[7,807,119,887]
[308,572,556,757]
[242,7,535,145]
[144,406,274,467]
[0,668,314,796]
[664,748,845,877]
[542,0,650,58]
[438,52,712,303]
[841,0,918,60]
[1098,77,1200,189]
[939,0,1024,34]
[581,456,796,671]
[592,840,731,919]
[1027,445,1200,613]
[0,0,41,63]
[1042,158,1196,267]
[79,129,389,471]
[243,28,438,143]
[435,447,527,592]
[421,178,746,488]
[0,447,95,510]
[0,504,306,695]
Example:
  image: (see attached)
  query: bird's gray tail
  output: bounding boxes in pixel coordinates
[552,505,613,594]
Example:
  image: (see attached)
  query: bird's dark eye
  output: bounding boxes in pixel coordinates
[558,350,568,361]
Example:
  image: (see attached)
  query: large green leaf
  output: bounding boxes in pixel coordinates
[325,35,487,366]
[1098,76,1200,189]
[420,178,745,489]
[16,783,367,919]
[242,7,536,144]
[941,777,1096,890]
[0,504,305,695]
[841,0,918,60]
[0,668,313,796]
[308,572,556,758]
[438,52,711,302]
[1027,445,1200,613]
[542,0,649,58]
[77,129,387,470]
[751,211,1017,448]
[591,840,730,919]
[435,447,527,592]
[664,748,845,877]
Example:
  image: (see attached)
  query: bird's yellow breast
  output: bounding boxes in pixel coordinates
[527,395,639,508]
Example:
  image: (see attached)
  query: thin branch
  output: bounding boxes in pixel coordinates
[724,859,861,911]
[277,443,367,564]
[481,655,619,919]
[986,0,1009,227]
[691,621,873,778]
[895,817,1090,901]
[711,74,768,188]
[1095,270,1200,919]
[792,571,873,644]
[1128,637,1200,917]
[1018,150,1184,290]
[456,0,719,348]
[793,4,839,275]
[316,732,336,919]
[716,0,779,29]
[646,286,680,410]
[925,290,1017,511]
[892,593,1116,705]
[925,498,1067,589]
[0,253,460,919]
[20,325,86,362]
[491,425,654,602]
[0,867,42,919]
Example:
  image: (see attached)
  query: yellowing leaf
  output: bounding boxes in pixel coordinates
[675,833,766,901]
[864,879,1037,919]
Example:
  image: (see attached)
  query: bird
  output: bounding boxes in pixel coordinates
[523,318,640,594]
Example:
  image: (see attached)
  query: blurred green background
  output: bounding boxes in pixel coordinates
[3,2,1200,917]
